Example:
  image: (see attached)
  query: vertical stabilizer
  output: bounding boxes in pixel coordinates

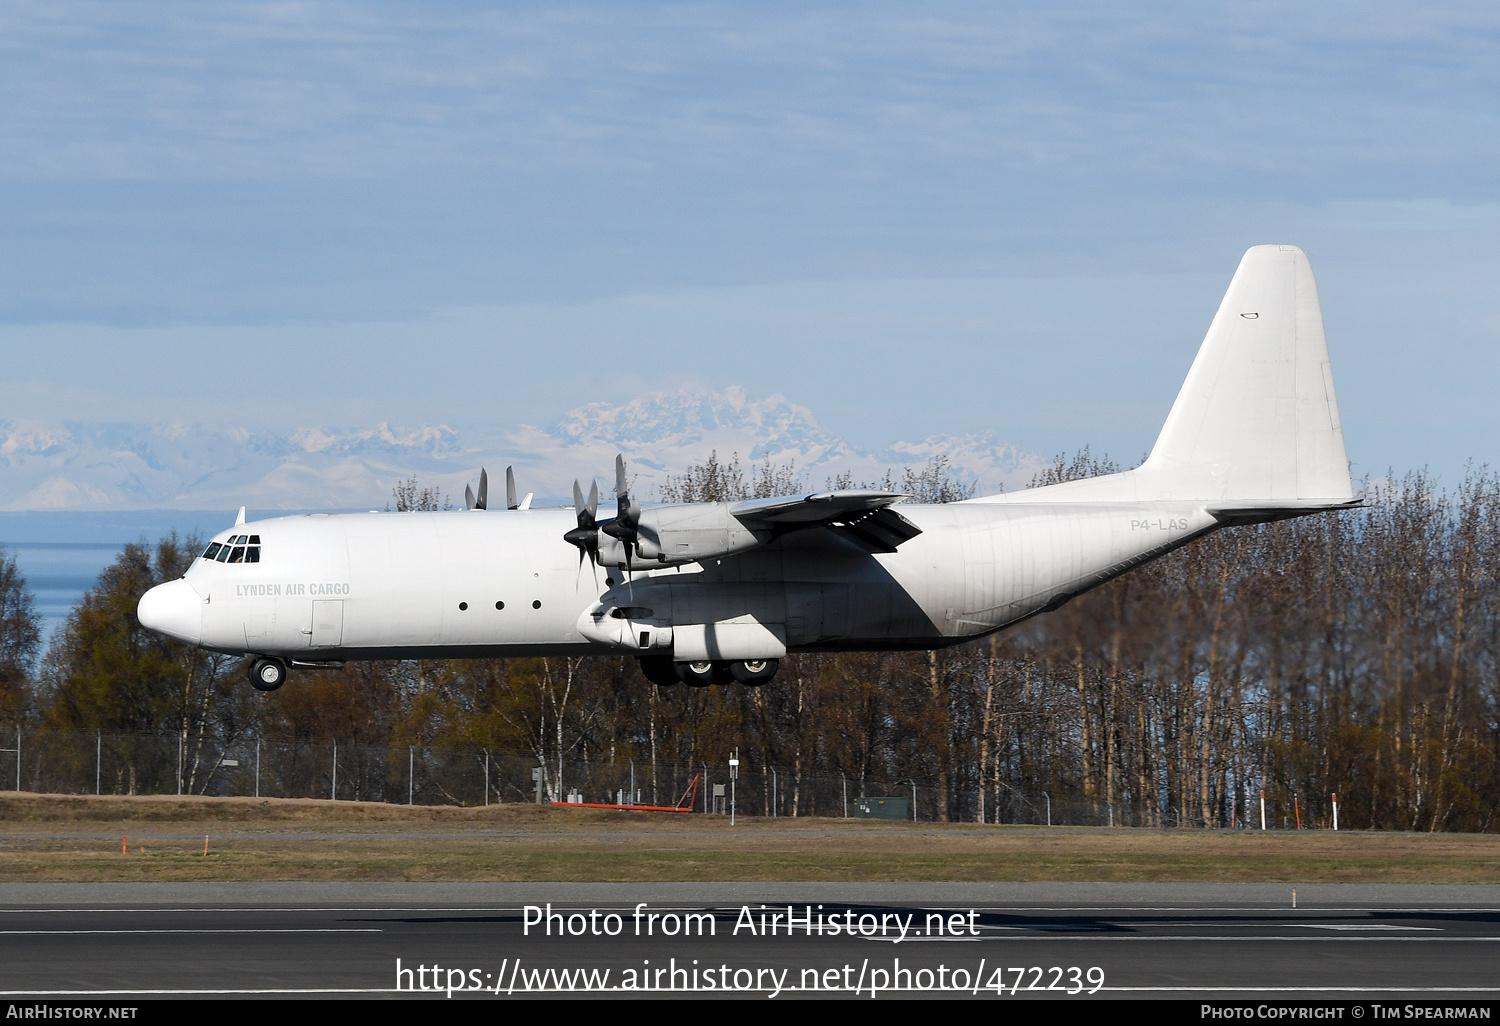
[1143,244,1352,504]
[976,244,1354,509]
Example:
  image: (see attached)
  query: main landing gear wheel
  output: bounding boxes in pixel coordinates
[638,656,679,688]
[729,659,779,686]
[248,657,288,692]
[674,660,727,687]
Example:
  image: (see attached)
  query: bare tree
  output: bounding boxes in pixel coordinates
[389,476,450,512]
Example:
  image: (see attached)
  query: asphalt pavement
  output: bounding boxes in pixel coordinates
[2,883,1498,999]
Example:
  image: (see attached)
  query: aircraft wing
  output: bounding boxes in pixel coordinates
[730,490,922,552]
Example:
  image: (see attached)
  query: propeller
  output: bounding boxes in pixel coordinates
[600,454,641,578]
[563,478,600,587]
[464,468,489,511]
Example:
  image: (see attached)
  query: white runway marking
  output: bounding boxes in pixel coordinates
[1299,923,1440,930]
[1,904,1498,914]
[3,986,1500,997]
[862,934,1500,942]
[0,928,381,935]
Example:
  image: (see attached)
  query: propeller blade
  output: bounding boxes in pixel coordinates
[564,478,602,570]
[506,466,518,510]
[588,479,598,518]
[476,468,488,510]
[601,457,640,548]
[464,483,475,511]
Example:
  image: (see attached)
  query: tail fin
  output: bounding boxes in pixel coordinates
[981,244,1354,510]
[1142,244,1352,506]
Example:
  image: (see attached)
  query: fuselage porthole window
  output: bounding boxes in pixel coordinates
[202,543,222,561]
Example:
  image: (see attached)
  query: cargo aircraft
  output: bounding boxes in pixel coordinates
[138,245,1355,691]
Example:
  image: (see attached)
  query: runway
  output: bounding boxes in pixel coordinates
[2,883,1499,999]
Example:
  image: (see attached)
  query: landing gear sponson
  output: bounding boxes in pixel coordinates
[638,656,778,688]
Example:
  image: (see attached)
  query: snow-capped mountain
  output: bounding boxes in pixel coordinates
[0,388,1047,510]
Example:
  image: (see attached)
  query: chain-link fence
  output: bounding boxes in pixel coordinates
[0,726,1285,827]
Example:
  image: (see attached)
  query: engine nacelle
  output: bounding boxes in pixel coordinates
[595,503,767,569]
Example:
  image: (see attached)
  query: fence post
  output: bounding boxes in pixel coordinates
[484,749,490,807]
[408,746,414,805]
[96,730,101,795]
[729,751,738,826]
[772,767,778,818]
[331,742,338,800]
[1045,791,1051,827]
[255,739,261,799]
[842,772,847,819]
[176,734,182,796]
[910,779,917,821]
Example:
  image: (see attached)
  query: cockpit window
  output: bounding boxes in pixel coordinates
[204,535,264,564]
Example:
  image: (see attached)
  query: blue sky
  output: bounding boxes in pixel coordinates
[2,1,1498,486]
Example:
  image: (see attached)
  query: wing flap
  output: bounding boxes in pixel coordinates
[730,489,922,552]
[730,489,903,524]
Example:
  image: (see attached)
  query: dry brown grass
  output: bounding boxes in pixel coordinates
[3,792,1498,884]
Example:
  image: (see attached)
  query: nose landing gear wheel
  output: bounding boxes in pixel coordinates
[248,657,288,692]
[730,658,779,685]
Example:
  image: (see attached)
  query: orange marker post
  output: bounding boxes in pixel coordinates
[122,835,127,855]
[203,835,209,856]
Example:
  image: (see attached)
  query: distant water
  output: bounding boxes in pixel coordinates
[0,509,289,649]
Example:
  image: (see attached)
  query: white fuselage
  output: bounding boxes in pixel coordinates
[154,499,1220,661]
[136,245,1358,670]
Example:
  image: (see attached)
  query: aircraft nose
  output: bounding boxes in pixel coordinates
[137,579,204,646]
